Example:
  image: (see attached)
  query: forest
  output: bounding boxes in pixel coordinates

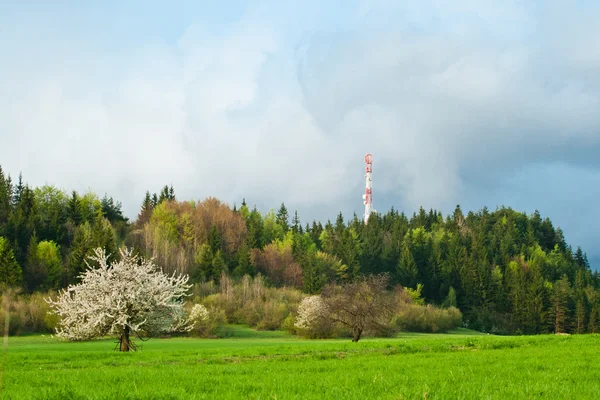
[0,165,597,336]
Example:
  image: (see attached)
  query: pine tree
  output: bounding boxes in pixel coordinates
[0,166,12,235]
[92,216,117,262]
[101,195,127,223]
[292,211,301,234]
[24,231,40,292]
[0,237,22,286]
[67,222,94,284]
[246,206,263,249]
[276,203,289,232]
[574,270,587,334]
[212,250,226,280]
[13,172,24,206]
[158,185,170,204]
[194,244,213,282]
[68,191,82,225]
[552,275,572,334]
[234,245,254,277]
[397,241,418,288]
[208,224,221,254]
[137,191,154,226]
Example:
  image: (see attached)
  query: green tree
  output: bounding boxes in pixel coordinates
[68,191,83,225]
[0,236,22,286]
[194,244,213,282]
[276,203,289,232]
[291,210,301,234]
[0,166,13,236]
[26,238,62,292]
[397,240,418,288]
[67,222,94,284]
[208,224,221,254]
[137,191,154,226]
[211,250,226,280]
[233,244,254,277]
[551,275,572,334]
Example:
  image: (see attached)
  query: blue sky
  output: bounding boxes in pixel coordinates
[1,1,599,268]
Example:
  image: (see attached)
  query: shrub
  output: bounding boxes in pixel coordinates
[187,303,227,338]
[0,291,58,335]
[193,274,303,332]
[393,304,462,333]
[294,295,334,339]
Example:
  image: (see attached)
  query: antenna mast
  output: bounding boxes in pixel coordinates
[363,153,374,224]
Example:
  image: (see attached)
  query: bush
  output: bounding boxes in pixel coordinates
[294,295,334,339]
[393,304,462,333]
[192,274,303,332]
[187,303,227,338]
[0,291,58,335]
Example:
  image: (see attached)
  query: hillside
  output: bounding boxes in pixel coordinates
[0,167,598,335]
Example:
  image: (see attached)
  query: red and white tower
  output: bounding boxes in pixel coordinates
[363,153,374,224]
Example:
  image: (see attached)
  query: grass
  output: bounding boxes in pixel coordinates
[1,327,599,399]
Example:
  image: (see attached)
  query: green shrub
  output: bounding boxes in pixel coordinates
[0,291,58,335]
[192,274,304,333]
[393,304,462,333]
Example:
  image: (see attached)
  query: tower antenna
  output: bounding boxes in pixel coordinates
[363,154,374,224]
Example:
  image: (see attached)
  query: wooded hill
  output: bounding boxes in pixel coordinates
[0,165,597,335]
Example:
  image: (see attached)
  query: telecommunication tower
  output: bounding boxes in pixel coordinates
[362,154,374,224]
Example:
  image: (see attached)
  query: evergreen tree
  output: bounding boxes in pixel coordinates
[292,211,301,234]
[208,224,221,254]
[24,231,40,292]
[234,245,254,277]
[137,191,154,225]
[68,191,82,225]
[0,166,12,235]
[397,241,418,288]
[276,203,289,232]
[574,270,587,334]
[13,173,24,206]
[246,206,264,249]
[101,194,127,223]
[552,275,572,334]
[67,222,94,284]
[212,250,226,280]
[0,236,22,286]
[92,215,117,262]
[194,244,213,282]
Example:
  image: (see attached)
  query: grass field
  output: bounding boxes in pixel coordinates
[1,326,599,399]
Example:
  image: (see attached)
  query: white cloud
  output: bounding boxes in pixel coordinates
[0,1,599,260]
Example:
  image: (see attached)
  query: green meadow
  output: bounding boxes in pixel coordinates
[1,327,599,399]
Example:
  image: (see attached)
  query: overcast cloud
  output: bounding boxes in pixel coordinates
[0,0,599,268]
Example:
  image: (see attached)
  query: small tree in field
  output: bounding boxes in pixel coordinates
[321,274,396,342]
[294,295,333,338]
[46,247,192,351]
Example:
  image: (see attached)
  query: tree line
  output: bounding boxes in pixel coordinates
[0,165,597,335]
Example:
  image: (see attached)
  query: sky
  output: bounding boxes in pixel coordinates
[1,1,599,268]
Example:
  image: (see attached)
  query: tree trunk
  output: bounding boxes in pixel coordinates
[120,325,130,352]
[352,326,362,342]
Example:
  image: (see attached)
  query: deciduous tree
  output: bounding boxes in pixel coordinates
[47,247,191,351]
[320,274,396,342]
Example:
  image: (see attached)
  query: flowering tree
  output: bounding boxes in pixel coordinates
[46,247,192,351]
[294,295,332,338]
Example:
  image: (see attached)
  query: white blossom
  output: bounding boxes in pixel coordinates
[189,304,210,325]
[46,247,192,350]
[294,295,328,330]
